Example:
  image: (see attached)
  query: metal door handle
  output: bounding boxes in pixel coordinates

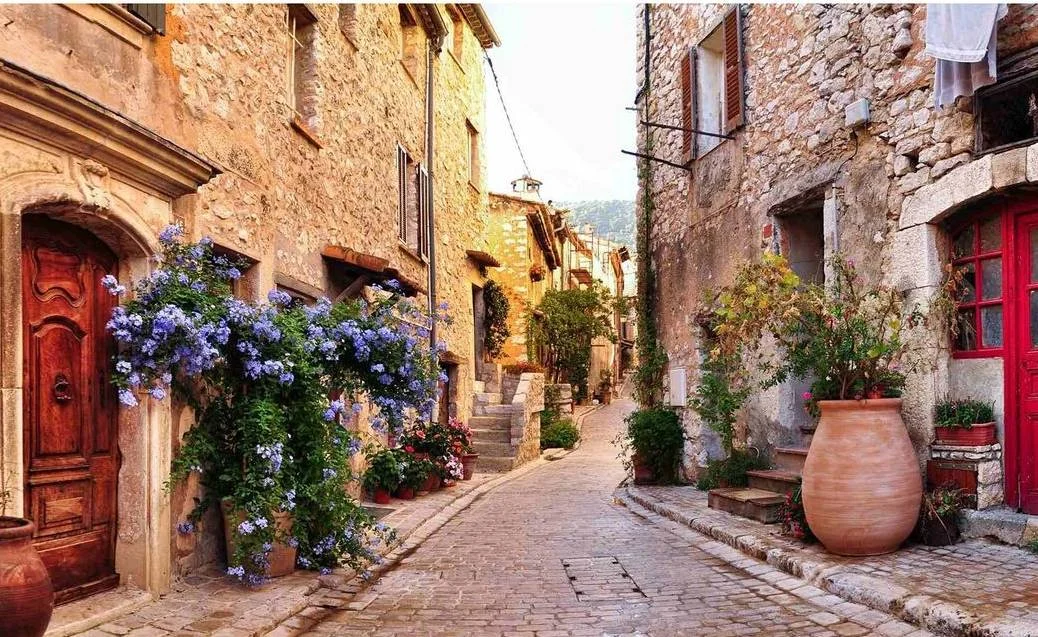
[54,374,72,403]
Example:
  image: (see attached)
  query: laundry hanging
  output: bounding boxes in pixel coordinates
[924,4,1008,110]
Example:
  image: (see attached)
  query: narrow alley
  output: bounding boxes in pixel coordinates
[277,402,925,637]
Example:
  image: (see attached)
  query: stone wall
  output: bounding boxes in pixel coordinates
[507,372,545,466]
[637,3,1038,479]
[0,2,494,587]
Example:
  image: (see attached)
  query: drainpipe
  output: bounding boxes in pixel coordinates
[426,34,444,349]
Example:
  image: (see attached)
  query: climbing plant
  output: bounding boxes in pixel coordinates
[482,279,510,360]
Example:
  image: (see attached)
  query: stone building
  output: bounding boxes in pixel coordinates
[486,176,564,363]
[636,3,1038,515]
[0,2,498,608]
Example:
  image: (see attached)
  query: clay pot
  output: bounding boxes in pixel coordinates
[461,453,478,480]
[0,518,53,637]
[916,512,960,546]
[422,473,441,492]
[396,486,416,500]
[802,399,921,556]
[372,488,392,505]
[632,452,655,485]
[221,504,297,578]
[934,422,996,446]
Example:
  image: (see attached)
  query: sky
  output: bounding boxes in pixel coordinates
[482,4,638,203]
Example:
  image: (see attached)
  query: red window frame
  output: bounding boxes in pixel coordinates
[951,213,1005,357]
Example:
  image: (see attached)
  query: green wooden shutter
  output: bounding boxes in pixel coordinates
[124,4,166,34]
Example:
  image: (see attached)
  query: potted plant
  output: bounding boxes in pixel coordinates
[446,417,478,480]
[363,448,402,504]
[395,449,433,499]
[598,369,613,404]
[934,398,996,446]
[0,486,53,637]
[529,263,546,282]
[916,485,962,546]
[615,408,684,484]
[700,255,958,556]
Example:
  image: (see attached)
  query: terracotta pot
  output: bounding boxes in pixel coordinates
[461,453,478,480]
[422,473,441,492]
[632,452,655,485]
[802,399,921,556]
[221,504,297,578]
[372,488,392,505]
[0,518,53,637]
[396,486,416,500]
[934,422,996,446]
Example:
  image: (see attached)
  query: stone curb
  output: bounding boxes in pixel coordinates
[618,486,1038,637]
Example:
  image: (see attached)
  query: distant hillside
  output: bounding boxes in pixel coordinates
[556,200,636,249]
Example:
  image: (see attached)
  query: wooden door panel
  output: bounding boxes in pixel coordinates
[22,216,119,604]
[1015,211,1038,513]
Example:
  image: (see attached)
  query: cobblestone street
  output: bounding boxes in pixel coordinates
[287,400,926,636]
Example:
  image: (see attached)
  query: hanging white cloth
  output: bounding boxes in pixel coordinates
[925,4,1008,110]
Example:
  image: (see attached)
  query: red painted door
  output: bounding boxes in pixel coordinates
[22,216,120,604]
[1014,211,1038,514]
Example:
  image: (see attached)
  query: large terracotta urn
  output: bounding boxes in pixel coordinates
[0,518,54,637]
[802,399,921,556]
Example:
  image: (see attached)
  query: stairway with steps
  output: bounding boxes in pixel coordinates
[707,425,815,523]
[470,379,521,472]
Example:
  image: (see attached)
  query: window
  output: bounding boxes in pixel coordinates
[681,8,744,161]
[976,69,1038,154]
[467,121,481,186]
[448,5,465,60]
[951,215,1004,352]
[213,244,259,301]
[338,4,357,43]
[777,202,825,286]
[397,145,427,258]
[287,5,320,132]
[124,4,165,33]
[399,4,419,79]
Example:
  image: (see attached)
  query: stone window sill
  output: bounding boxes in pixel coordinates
[62,4,155,48]
[398,243,428,267]
[290,116,323,149]
[400,61,421,90]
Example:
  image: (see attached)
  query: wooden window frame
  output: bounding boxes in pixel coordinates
[466,120,480,189]
[951,213,1006,358]
[287,4,319,138]
[682,7,744,163]
[397,144,412,246]
[417,164,430,259]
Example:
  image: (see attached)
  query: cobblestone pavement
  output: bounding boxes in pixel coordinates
[285,400,927,636]
[628,483,1038,634]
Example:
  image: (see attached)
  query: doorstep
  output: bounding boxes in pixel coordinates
[620,484,1038,637]
[46,586,152,637]
[961,506,1038,546]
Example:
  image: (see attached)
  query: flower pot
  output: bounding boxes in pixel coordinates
[632,452,655,485]
[0,518,53,637]
[396,486,416,500]
[461,453,478,480]
[802,399,921,556]
[422,473,441,492]
[372,488,392,505]
[934,422,996,446]
[221,503,297,578]
[916,513,960,546]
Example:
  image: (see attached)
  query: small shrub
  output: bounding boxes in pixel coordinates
[616,408,685,484]
[1026,537,1038,554]
[504,361,546,375]
[541,419,580,449]
[695,448,768,490]
[934,398,995,429]
[362,448,402,493]
[779,486,816,543]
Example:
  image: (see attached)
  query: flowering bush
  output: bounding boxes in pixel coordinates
[399,417,470,480]
[106,225,442,584]
[779,487,815,543]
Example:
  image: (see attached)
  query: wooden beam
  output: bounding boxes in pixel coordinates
[335,274,369,303]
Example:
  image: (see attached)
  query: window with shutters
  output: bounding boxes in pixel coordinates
[338,4,358,46]
[287,5,320,138]
[124,4,166,34]
[417,165,430,259]
[467,120,481,187]
[681,8,745,161]
[399,4,420,81]
[397,146,426,259]
[448,5,465,62]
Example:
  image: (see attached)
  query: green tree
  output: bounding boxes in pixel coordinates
[528,285,616,400]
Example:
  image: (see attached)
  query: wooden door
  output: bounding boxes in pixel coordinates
[1014,211,1038,514]
[22,216,120,604]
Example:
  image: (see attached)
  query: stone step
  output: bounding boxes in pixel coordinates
[775,447,809,473]
[747,469,801,496]
[477,455,515,473]
[483,404,516,416]
[474,391,503,405]
[469,415,511,430]
[708,487,785,524]
[470,427,510,443]
[472,440,513,457]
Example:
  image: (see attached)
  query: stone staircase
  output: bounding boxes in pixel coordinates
[707,425,814,523]
[471,379,518,472]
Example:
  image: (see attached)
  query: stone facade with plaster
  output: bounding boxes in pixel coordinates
[0,2,498,605]
[637,2,1038,514]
